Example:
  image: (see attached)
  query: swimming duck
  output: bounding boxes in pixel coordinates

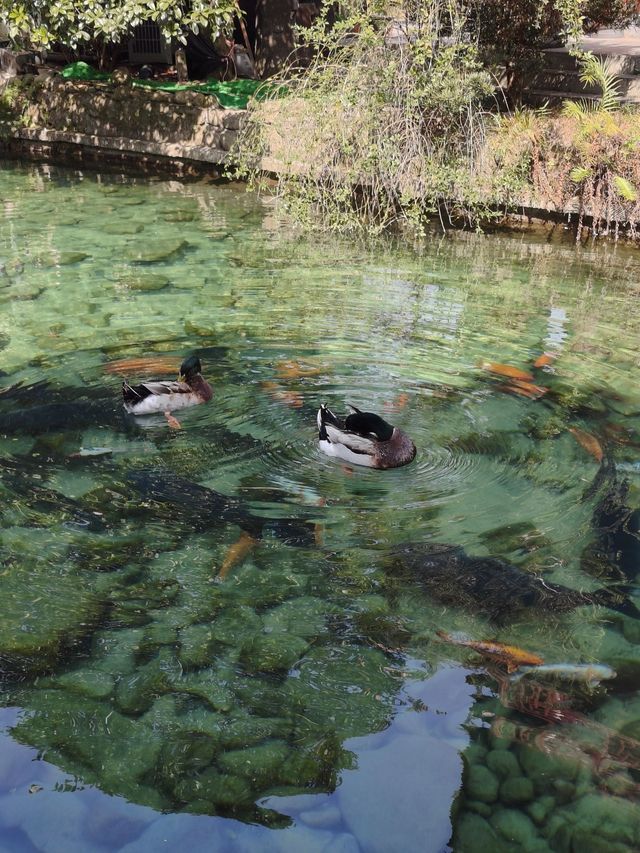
[317,404,416,469]
[122,355,212,415]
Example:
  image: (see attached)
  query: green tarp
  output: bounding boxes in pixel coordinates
[61,62,268,109]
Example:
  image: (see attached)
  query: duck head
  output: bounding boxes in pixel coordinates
[179,355,202,381]
[345,406,394,441]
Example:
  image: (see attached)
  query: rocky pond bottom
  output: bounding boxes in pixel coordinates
[0,161,639,852]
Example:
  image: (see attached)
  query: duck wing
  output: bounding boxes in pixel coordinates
[322,422,377,455]
[122,379,189,405]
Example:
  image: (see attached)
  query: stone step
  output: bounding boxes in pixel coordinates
[528,68,640,98]
[542,49,640,76]
[524,88,638,107]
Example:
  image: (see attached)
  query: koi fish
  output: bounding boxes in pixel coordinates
[217,531,258,580]
[533,353,556,369]
[274,360,323,380]
[480,361,533,382]
[384,392,410,413]
[569,427,603,462]
[436,630,544,673]
[104,356,181,376]
[512,662,616,687]
[68,446,114,458]
[261,381,304,408]
[497,379,548,400]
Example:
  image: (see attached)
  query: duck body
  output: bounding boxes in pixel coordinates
[123,355,212,415]
[317,404,416,469]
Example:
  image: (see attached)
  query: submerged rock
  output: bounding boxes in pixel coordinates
[465,765,499,803]
[126,239,188,264]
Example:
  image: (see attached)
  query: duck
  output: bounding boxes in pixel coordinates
[317,404,416,469]
[122,355,213,415]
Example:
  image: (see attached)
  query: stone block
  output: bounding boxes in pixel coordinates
[219,128,237,152]
[223,110,245,130]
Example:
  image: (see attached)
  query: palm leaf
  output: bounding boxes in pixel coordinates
[613,175,637,202]
[570,166,592,183]
[577,53,621,113]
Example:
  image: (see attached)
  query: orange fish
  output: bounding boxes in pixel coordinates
[261,381,303,408]
[481,361,534,382]
[384,392,410,412]
[104,356,180,376]
[436,630,544,673]
[217,531,257,581]
[275,360,322,380]
[533,353,556,369]
[498,379,548,400]
[569,427,603,462]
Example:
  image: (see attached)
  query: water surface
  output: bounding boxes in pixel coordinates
[0,161,639,852]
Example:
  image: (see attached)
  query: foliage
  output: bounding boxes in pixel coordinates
[561,53,622,116]
[490,86,640,241]
[556,53,639,238]
[234,0,614,235]
[475,0,583,56]
[582,0,640,32]
[0,1,236,51]
[234,3,496,234]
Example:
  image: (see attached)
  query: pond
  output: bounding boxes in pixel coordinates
[0,160,639,853]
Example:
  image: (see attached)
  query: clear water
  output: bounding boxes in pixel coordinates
[0,160,639,853]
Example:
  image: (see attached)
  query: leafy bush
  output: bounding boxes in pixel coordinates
[234,5,494,233]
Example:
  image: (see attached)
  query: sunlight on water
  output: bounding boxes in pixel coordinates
[0,161,639,852]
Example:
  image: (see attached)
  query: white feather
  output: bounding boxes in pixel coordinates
[318,440,376,467]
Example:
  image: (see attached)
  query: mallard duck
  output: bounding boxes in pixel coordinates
[122,355,212,415]
[317,404,416,469]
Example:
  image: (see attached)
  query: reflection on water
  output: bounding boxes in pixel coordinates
[0,161,639,851]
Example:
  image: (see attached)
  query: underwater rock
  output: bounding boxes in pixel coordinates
[261,596,333,639]
[526,795,556,826]
[486,749,521,779]
[115,656,174,715]
[52,668,115,701]
[454,813,510,853]
[0,562,101,673]
[567,793,640,847]
[120,273,170,291]
[169,670,233,712]
[126,239,188,264]
[177,623,216,669]
[389,542,639,624]
[218,741,290,786]
[490,808,540,847]
[517,741,579,791]
[465,765,499,803]
[241,633,310,674]
[103,222,145,235]
[500,776,534,805]
[286,645,394,740]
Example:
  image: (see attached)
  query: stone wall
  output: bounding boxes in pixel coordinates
[2,75,244,168]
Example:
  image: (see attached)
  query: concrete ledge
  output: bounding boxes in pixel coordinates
[14,126,229,164]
